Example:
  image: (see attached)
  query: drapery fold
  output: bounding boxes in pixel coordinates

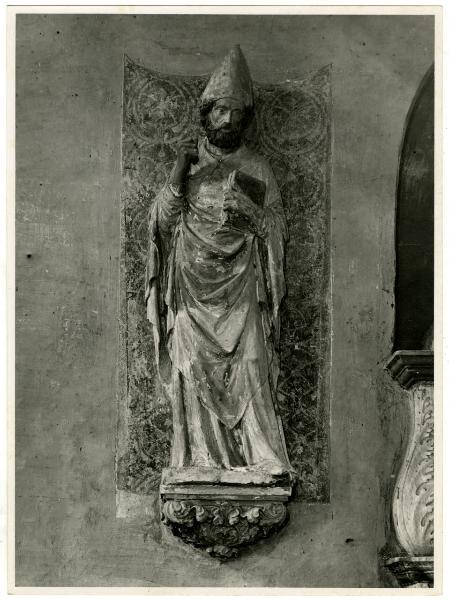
[144,139,291,471]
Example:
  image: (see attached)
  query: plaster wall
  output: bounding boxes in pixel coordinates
[15,14,434,587]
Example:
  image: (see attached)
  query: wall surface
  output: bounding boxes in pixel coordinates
[15,14,434,587]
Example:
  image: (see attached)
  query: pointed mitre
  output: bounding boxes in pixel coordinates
[200,45,254,108]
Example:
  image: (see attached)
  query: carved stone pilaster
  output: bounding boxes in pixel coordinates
[160,467,292,560]
[392,382,434,556]
[383,351,434,587]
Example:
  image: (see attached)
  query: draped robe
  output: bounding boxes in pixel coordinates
[145,138,292,475]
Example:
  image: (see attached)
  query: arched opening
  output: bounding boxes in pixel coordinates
[394,66,434,351]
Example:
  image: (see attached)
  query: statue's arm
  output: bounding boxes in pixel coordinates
[155,182,184,237]
[155,138,198,236]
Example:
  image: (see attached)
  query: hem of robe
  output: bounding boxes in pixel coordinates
[167,368,294,475]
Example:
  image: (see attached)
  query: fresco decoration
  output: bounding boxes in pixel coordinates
[117,56,331,502]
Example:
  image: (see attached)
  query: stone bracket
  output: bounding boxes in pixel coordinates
[160,468,293,560]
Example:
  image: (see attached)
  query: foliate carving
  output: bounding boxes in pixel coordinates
[258,87,328,156]
[161,499,288,560]
[393,383,434,556]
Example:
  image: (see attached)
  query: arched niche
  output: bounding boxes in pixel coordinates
[394,65,434,351]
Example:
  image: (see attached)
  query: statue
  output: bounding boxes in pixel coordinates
[145,46,295,557]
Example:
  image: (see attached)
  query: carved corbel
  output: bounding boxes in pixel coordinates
[159,467,293,559]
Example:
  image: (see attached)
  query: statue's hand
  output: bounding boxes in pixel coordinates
[170,138,199,187]
[223,189,264,232]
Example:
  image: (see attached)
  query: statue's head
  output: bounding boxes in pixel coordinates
[199,97,254,150]
[199,46,254,150]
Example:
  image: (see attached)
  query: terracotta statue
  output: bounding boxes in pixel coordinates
[145,46,293,479]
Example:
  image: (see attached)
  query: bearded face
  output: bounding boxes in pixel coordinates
[201,98,253,150]
[204,118,245,150]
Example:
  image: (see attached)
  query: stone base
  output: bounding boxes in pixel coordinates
[160,467,293,560]
[385,556,434,588]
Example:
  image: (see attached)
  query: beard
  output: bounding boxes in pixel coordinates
[204,118,245,150]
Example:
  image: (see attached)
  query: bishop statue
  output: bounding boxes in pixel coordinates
[145,46,293,480]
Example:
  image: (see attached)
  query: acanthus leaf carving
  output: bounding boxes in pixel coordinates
[161,499,288,560]
[392,382,434,556]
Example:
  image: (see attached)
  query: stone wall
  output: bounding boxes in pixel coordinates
[15,14,434,587]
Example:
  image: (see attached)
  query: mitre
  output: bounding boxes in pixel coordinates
[200,45,254,108]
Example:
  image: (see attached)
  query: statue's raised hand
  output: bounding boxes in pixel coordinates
[170,138,199,187]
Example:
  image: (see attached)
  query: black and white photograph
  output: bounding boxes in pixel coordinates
[9,4,442,592]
